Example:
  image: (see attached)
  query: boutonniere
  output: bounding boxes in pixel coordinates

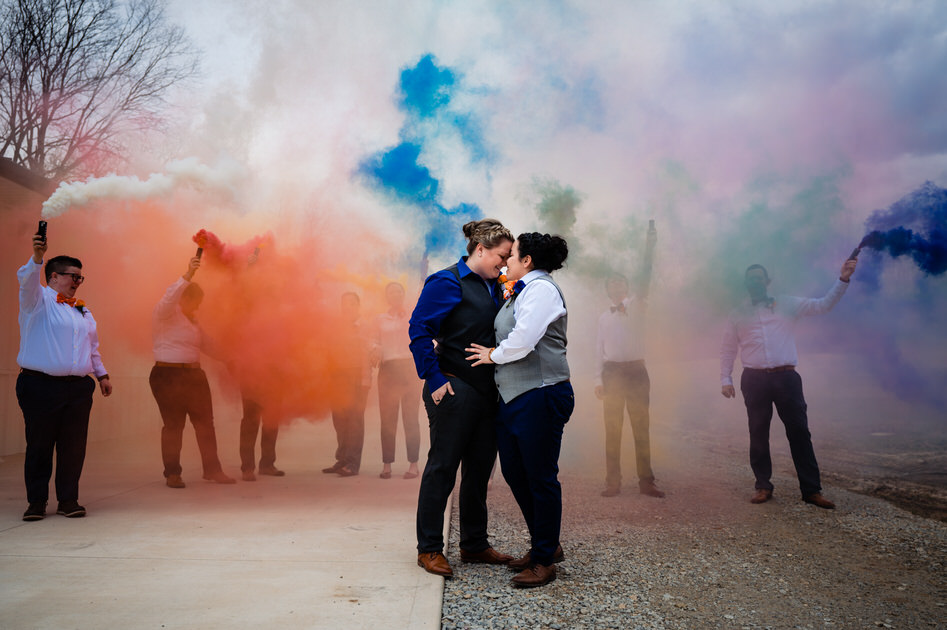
[499,274,517,300]
[504,280,526,302]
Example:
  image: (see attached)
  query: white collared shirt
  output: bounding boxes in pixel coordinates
[720,279,849,386]
[152,278,206,363]
[373,310,412,362]
[490,270,567,365]
[17,258,108,378]
[594,296,647,386]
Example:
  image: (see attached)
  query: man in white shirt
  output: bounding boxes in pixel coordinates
[594,223,664,499]
[17,231,112,521]
[720,258,857,509]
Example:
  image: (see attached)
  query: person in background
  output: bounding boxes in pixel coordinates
[238,248,284,482]
[373,281,421,480]
[409,219,515,579]
[17,230,112,521]
[467,232,573,588]
[149,255,234,488]
[323,291,370,478]
[720,258,858,509]
[595,221,664,499]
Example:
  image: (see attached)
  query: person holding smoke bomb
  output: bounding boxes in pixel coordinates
[594,220,665,499]
[149,254,235,488]
[467,232,574,588]
[409,219,515,578]
[720,257,858,509]
[372,281,421,480]
[322,292,371,478]
[17,227,112,521]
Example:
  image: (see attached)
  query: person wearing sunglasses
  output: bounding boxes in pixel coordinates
[16,231,112,522]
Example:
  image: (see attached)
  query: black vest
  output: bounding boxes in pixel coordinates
[434,263,499,398]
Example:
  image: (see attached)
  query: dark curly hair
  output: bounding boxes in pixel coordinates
[516,232,568,272]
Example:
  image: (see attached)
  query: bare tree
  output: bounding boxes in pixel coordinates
[0,0,198,180]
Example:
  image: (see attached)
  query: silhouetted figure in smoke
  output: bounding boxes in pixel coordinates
[595,222,664,499]
[467,232,573,589]
[323,292,370,477]
[238,248,284,481]
[720,258,858,509]
[410,219,515,578]
[149,255,235,488]
[372,282,421,480]
[17,231,113,521]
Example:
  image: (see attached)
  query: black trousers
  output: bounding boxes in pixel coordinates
[239,398,278,472]
[149,366,223,478]
[330,368,368,472]
[417,376,497,554]
[497,381,574,566]
[16,371,95,504]
[740,368,821,497]
[602,360,654,489]
[378,359,421,464]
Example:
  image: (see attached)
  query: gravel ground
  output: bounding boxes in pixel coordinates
[440,434,947,629]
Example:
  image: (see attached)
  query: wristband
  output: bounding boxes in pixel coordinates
[97,374,110,382]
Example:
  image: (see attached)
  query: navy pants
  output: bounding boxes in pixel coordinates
[16,371,95,504]
[497,381,574,566]
[417,377,497,554]
[330,368,368,473]
[239,398,279,472]
[741,368,821,497]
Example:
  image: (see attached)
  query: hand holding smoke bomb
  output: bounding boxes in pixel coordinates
[183,254,201,282]
[840,257,857,282]
[32,221,48,263]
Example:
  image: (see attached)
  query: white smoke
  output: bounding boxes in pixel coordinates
[41,157,246,218]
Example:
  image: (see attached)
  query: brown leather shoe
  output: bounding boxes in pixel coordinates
[166,474,186,489]
[203,471,236,484]
[639,479,666,498]
[600,486,620,497]
[750,489,773,504]
[508,545,565,571]
[460,547,514,565]
[511,563,557,588]
[803,493,836,509]
[418,552,453,578]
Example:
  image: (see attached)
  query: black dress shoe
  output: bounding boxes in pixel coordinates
[337,466,358,477]
[600,486,620,497]
[56,501,86,518]
[322,462,343,474]
[258,466,285,477]
[23,502,46,521]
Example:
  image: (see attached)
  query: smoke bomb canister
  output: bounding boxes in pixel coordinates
[848,247,861,260]
[196,247,203,259]
[37,220,47,241]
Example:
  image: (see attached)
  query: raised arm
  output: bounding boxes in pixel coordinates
[155,256,200,319]
[18,233,48,313]
[795,258,857,318]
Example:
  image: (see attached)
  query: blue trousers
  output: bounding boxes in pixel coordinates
[496,381,574,566]
[741,368,821,497]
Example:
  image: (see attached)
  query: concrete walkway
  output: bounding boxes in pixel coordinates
[0,422,444,629]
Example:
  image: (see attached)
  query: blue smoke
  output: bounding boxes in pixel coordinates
[359,54,490,258]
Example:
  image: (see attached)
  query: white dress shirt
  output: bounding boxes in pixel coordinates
[720,279,849,386]
[17,258,108,378]
[373,310,413,362]
[594,296,647,386]
[152,278,207,363]
[490,270,567,365]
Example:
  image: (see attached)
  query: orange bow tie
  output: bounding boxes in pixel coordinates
[57,294,85,308]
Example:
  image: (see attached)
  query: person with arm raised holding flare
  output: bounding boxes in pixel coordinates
[17,227,112,521]
[149,254,235,488]
[467,232,574,589]
[409,219,516,579]
[720,257,858,509]
[594,220,665,499]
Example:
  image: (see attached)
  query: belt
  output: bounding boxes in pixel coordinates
[20,368,87,382]
[747,365,795,374]
[154,361,201,369]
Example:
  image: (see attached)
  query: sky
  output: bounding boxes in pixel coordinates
[54,0,947,418]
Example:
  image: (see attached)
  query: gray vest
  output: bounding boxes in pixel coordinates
[494,275,570,403]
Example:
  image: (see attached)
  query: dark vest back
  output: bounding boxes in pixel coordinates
[435,264,499,398]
